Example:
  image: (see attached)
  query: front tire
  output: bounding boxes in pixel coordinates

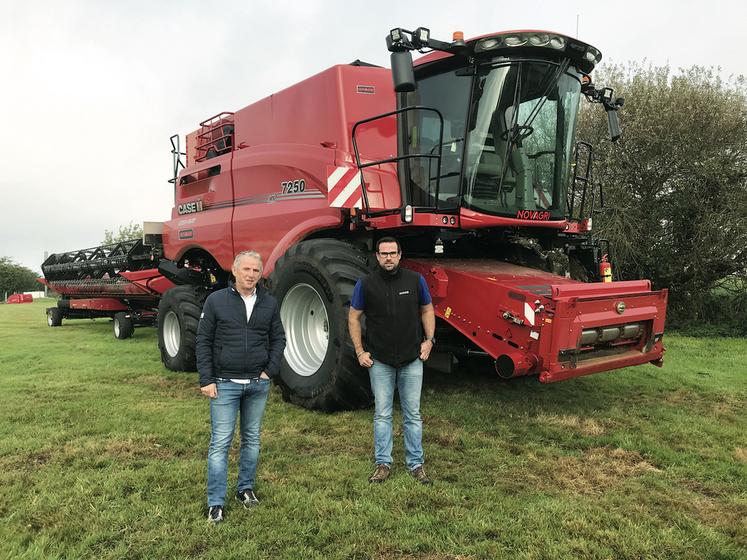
[113,312,134,339]
[157,285,206,371]
[47,307,62,327]
[270,239,372,411]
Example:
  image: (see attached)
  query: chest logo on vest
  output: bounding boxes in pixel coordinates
[398,290,410,295]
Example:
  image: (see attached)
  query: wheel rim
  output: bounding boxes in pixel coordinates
[114,319,121,337]
[162,310,181,358]
[280,283,329,376]
[47,313,53,327]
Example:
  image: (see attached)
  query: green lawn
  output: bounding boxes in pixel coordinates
[1,299,745,560]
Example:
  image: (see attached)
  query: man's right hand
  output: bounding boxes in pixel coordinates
[357,351,373,368]
[200,383,217,398]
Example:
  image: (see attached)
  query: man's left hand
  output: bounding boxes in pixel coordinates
[419,340,434,361]
[259,371,270,380]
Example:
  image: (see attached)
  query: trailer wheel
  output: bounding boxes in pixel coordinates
[270,239,372,411]
[113,312,134,339]
[157,285,206,371]
[47,307,62,327]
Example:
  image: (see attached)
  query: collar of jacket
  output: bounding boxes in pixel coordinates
[229,280,265,299]
[377,265,402,281]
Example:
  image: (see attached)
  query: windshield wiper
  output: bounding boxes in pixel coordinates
[497,60,570,199]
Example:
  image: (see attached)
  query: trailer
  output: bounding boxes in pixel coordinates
[42,27,667,410]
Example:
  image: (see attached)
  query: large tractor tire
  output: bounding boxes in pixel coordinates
[157,285,207,371]
[270,239,372,411]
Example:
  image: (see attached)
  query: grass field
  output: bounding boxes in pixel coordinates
[0,299,745,560]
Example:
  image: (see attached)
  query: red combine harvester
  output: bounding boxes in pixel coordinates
[42,27,667,410]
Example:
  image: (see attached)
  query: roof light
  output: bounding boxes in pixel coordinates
[549,36,566,49]
[528,33,549,46]
[585,47,602,63]
[389,28,402,42]
[475,37,502,52]
[403,205,413,223]
[452,30,464,42]
[504,34,527,47]
[415,27,430,44]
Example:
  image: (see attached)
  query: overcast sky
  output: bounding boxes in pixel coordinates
[1,0,745,273]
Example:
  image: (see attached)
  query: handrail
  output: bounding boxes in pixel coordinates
[351,105,445,217]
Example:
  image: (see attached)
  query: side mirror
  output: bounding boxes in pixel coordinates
[390,50,416,93]
[607,109,621,142]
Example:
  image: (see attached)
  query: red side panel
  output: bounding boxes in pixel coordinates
[68,298,129,311]
[166,65,401,274]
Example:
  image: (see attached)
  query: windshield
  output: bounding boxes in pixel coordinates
[464,60,581,218]
[405,58,581,219]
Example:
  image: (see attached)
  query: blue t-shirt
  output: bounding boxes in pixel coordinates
[351,273,432,310]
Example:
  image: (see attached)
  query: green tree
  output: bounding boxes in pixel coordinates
[577,64,747,330]
[0,257,41,297]
[103,222,143,245]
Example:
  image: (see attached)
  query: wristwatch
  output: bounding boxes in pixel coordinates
[426,336,436,345]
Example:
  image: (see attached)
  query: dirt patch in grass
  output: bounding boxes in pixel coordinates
[528,446,661,495]
[0,450,53,472]
[120,374,198,400]
[102,437,190,460]
[57,436,198,463]
[373,549,474,560]
[533,413,606,436]
[734,447,747,464]
[427,416,471,450]
[661,389,743,418]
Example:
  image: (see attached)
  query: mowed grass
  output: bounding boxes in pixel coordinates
[0,299,744,560]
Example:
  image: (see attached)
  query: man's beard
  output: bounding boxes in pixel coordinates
[378,263,399,275]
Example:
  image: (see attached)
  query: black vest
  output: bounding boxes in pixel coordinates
[361,267,423,367]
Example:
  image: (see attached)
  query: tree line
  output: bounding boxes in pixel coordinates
[0,257,40,297]
[577,64,747,334]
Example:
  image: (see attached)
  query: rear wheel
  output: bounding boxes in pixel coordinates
[113,312,134,339]
[47,307,62,327]
[270,239,372,411]
[158,285,206,371]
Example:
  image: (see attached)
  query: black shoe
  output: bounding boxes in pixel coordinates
[237,488,260,508]
[207,505,224,523]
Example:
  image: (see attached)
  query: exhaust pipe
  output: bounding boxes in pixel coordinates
[495,352,537,379]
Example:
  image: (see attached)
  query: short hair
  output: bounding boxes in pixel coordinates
[233,250,263,272]
[376,236,401,253]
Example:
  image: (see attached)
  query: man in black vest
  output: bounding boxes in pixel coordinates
[197,250,286,523]
[348,237,436,484]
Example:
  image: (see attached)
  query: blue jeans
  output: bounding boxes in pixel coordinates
[207,378,271,506]
[369,358,424,470]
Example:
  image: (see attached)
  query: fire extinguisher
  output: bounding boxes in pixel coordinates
[599,254,613,282]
